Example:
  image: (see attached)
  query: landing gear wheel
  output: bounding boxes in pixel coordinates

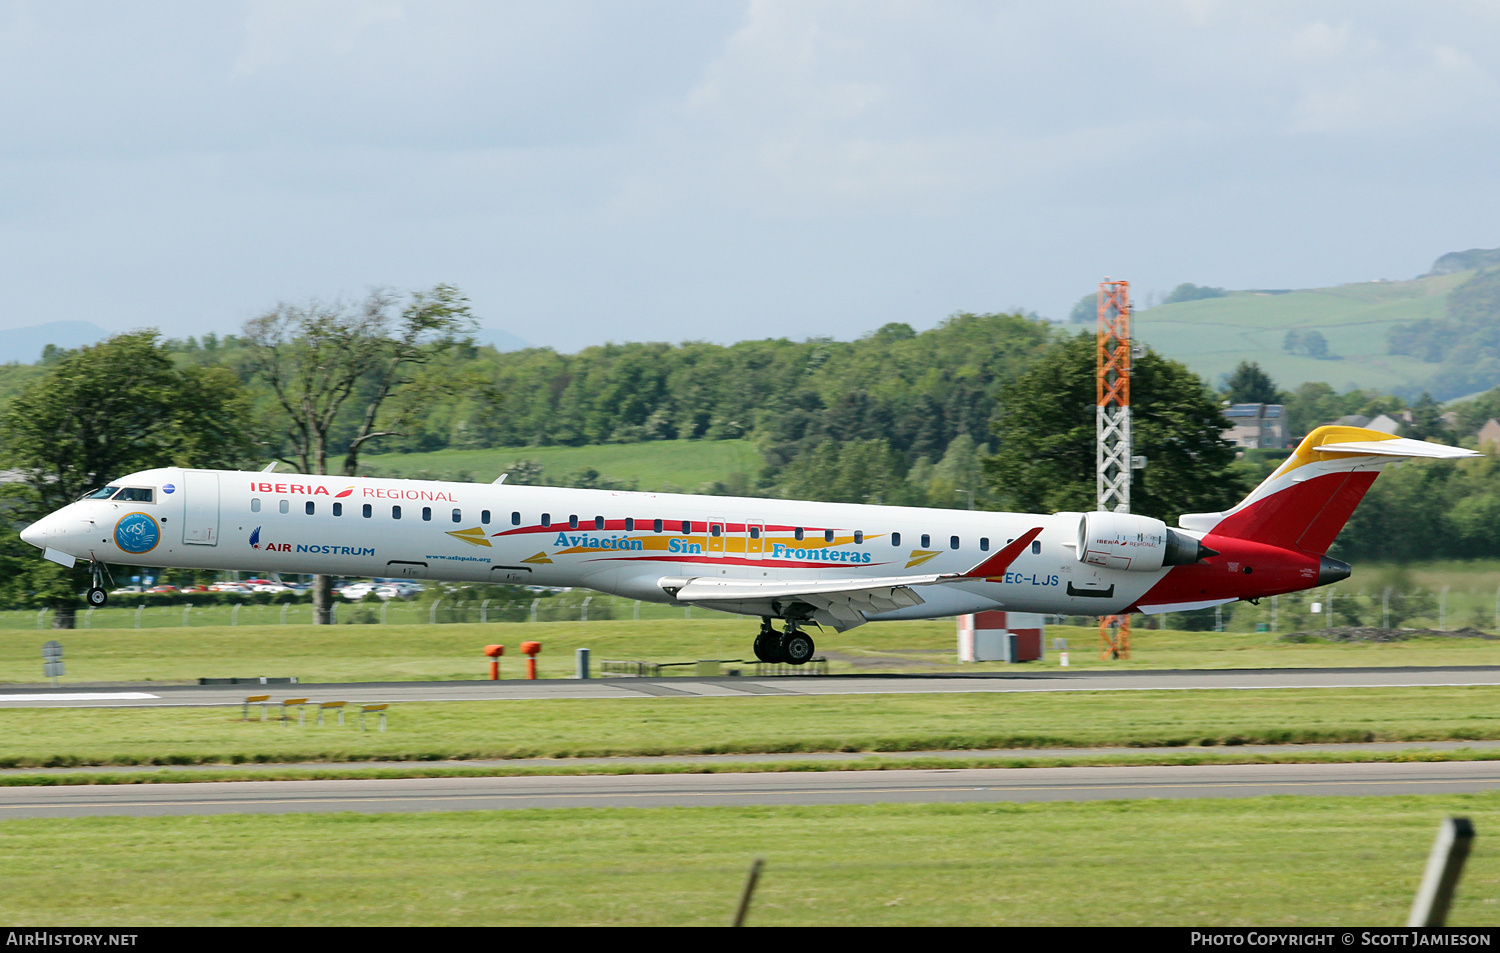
[782,631,815,666]
[87,587,107,608]
[753,630,781,663]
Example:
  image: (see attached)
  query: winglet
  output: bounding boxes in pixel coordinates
[962,527,1042,579]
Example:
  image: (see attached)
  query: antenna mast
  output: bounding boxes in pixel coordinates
[1097,278,1132,660]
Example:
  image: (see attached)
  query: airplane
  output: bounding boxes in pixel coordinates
[17,425,1479,664]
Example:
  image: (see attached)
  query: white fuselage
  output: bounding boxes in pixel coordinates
[22,467,1176,620]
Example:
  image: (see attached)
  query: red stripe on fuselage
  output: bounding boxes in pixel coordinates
[1128,534,1321,610]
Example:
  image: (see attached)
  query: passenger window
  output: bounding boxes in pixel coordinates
[950,536,960,550]
[453,509,462,523]
[305,501,315,516]
[1032,540,1041,554]
[542,513,551,527]
[251,498,261,513]
[749,526,760,539]
[921,534,930,548]
[680,520,690,534]
[481,510,490,525]
[892,532,901,547]
[392,506,401,520]
[594,516,604,530]
[854,531,863,544]
[511,511,521,526]
[279,500,289,515]
[332,502,342,517]
[362,504,372,518]
[570,515,579,529]
[422,507,432,521]
[795,528,804,541]
[980,538,990,552]
[626,518,635,531]
[653,519,662,533]
[710,525,721,537]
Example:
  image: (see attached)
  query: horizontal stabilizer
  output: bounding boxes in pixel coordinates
[1312,438,1480,460]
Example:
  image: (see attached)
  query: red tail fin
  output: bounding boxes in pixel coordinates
[1179,426,1479,555]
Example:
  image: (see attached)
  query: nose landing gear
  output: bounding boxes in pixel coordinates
[752,617,816,665]
[86,559,109,608]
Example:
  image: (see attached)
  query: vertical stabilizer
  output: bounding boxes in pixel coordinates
[1176,426,1479,555]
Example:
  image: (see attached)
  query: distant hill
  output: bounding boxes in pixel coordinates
[0,321,109,364]
[1133,273,1465,397]
[474,327,533,352]
[1423,247,1500,277]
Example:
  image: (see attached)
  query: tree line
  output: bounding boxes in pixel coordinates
[2,285,1500,622]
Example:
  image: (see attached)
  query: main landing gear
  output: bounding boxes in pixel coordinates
[753,618,815,665]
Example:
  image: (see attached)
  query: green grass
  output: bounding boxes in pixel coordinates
[1134,272,1470,392]
[8,686,1500,767]
[3,795,1499,925]
[6,613,1500,685]
[9,748,1500,787]
[357,438,764,491]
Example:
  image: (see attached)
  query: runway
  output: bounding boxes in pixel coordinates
[4,760,1500,818]
[4,664,1500,708]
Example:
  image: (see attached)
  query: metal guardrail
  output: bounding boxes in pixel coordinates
[600,659,661,677]
[752,658,828,676]
[601,657,829,677]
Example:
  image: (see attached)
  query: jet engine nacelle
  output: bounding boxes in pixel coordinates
[1076,512,1211,572]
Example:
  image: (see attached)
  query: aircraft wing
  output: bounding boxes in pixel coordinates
[657,527,1042,631]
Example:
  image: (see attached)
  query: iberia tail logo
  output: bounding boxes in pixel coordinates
[905,550,940,569]
[334,486,356,498]
[447,527,491,548]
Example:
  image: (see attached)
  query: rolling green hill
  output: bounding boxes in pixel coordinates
[1133,271,1473,394]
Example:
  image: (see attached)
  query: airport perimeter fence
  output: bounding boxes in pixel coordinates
[0,591,740,630]
[2,584,1498,634]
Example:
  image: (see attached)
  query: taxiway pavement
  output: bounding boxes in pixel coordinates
[4,760,1500,818]
[3,665,1500,708]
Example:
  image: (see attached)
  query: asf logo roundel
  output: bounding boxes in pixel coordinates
[114,512,161,555]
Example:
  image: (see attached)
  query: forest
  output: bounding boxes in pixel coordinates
[1,293,1499,619]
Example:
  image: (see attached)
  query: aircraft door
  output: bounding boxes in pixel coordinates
[746,521,764,560]
[707,520,726,557]
[180,470,219,546]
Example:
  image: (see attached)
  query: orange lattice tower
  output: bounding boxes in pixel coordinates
[1097,278,1132,660]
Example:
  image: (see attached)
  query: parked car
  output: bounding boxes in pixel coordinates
[147,585,177,593]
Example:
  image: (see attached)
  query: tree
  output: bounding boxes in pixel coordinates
[1223,360,1281,405]
[983,331,1247,524]
[0,331,256,627]
[241,285,485,623]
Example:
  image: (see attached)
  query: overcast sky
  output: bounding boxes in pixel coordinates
[2,0,1498,349]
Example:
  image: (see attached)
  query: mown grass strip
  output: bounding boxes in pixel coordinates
[7,685,1500,767]
[8,747,1500,786]
[4,794,1500,925]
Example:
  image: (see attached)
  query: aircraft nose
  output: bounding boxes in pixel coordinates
[19,519,48,550]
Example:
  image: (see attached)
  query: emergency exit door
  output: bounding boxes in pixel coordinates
[181,470,220,546]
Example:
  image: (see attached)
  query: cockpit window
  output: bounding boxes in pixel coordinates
[82,486,120,500]
[114,487,154,503]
